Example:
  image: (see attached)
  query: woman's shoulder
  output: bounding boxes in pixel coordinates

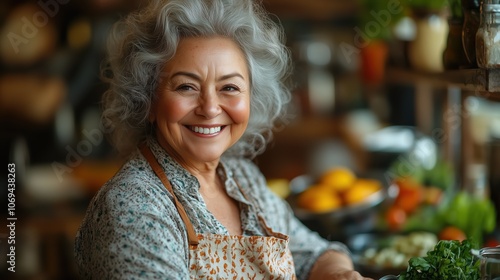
[76,152,186,250]
[86,152,175,216]
[75,152,190,278]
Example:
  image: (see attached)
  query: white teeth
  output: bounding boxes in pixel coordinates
[191,126,221,135]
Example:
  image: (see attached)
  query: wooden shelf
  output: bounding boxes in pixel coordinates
[386,68,500,101]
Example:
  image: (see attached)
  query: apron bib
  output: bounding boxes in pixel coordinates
[140,145,296,279]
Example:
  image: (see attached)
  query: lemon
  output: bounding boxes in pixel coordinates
[343,179,381,205]
[319,167,357,192]
[297,184,342,213]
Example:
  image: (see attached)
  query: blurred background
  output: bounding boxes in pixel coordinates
[1,0,500,279]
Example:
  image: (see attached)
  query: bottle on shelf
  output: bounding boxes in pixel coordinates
[476,1,500,68]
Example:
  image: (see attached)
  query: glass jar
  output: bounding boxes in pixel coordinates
[472,247,500,280]
[476,3,500,68]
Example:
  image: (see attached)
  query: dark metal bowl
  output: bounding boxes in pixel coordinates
[287,174,398,241]
[379,275,399,280]
[346,232,406,278]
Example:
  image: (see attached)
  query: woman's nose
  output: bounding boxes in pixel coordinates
[195,90,222,118]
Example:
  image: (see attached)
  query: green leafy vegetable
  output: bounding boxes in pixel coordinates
[440,192,497,247]
[401,191,497,248]
[398,239,480,280]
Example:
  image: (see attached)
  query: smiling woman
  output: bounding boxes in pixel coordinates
[74,0,372,279]
[99,0,291,158]
[151,37,251,165]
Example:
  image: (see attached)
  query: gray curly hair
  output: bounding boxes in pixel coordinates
[101,0,292,158]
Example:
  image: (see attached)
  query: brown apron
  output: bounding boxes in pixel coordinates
[140,145,296,279]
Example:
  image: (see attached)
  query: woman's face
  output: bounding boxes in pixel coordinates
[151,37,250,167]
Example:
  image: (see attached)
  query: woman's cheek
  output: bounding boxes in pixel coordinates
[228,97,250,124]
[161,97,192,122]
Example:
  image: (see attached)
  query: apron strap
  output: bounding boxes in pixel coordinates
[139,143,199,247]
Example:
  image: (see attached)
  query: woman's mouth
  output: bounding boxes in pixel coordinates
[188,125,223,135]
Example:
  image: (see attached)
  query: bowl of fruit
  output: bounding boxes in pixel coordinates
[287,167,398,240]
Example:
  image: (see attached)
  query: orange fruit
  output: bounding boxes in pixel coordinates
[343,179,381,205]
[394,178,424,213]
[319,167,357,193]
[386,205,407,231]
[439,226,467,241]
[297,185,342,213]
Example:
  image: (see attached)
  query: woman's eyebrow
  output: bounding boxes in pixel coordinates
[218,73,245,81]
[170,71,200,80]
[169,71,245,82]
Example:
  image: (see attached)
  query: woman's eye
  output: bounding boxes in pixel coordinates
[176,84,195,91]
[222,85,239,92]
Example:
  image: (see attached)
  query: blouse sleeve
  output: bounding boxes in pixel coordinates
[75,177,190,279]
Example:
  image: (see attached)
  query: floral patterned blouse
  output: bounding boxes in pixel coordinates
[75,138,350,280]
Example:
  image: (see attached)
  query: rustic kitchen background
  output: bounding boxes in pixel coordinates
[1,0,500,279]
